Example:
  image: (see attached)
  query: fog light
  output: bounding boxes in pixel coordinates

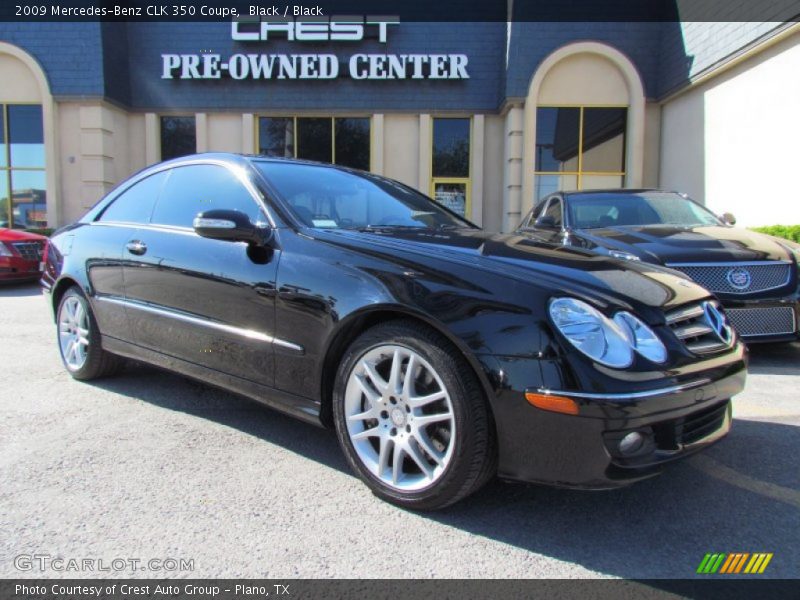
[619,432,645,455]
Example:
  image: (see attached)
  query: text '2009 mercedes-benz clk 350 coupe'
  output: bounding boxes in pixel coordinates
[42,154,747,509]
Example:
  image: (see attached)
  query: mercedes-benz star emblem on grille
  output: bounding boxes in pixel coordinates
[702,301,733,345]
[726,267,752,290]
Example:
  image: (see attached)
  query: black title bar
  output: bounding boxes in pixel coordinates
[2,0,800,22]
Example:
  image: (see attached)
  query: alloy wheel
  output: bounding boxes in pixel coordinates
[344,344,456,491]
[58,296,90,371]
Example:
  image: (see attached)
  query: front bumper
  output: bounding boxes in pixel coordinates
[490,350,747,489]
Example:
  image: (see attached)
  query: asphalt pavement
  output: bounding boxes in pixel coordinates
[1,282,798,579]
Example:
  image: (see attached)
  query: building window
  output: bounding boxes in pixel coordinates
[534,106,626,202]
[0,104,47,229]
[257,117,370,171]
[430,117,471,218]
[160,116,196,161]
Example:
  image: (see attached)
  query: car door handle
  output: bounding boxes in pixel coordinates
[126,240,147,256]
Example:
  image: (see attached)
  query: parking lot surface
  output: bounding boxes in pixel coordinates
[1,283,798,579]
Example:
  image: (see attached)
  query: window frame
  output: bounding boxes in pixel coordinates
[0,102,47,229]
[256,115,372,170]
[91,158,277,231]
[534,104,627,199]
[542,196,565,229]
[159,115,197,162]
[429,116,472,220]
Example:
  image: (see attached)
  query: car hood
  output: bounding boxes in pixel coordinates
[0,228,47,242]
[571,224,792,264]
[314,227,711,313]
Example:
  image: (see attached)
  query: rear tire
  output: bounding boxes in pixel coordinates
[56,286,123,380]
[333,320,496,510]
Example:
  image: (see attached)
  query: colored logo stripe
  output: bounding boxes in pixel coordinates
[697,553,773,574]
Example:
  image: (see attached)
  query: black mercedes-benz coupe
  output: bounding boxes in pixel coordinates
[42,155,747,509]
[517,189,800,343]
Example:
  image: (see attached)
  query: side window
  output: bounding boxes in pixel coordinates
[525,200,548,227]
[98,171,169,224]
[150,164,264,228]
[544,198,563,228]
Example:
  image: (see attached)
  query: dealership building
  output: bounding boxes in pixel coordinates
[0,17,798,231]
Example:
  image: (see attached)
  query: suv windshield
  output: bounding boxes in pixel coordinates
[567,191,722,229]
[254,161,473,230]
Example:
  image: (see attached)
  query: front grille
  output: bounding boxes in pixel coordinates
[666,300,733,355]
[726,306,797,338]
[666,262,792,295]
[653,401,729,450]
[11,241,43,261]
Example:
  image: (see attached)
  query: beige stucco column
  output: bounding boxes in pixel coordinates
[417,114,431,193]
[145,113,159,165]
[470,114,485,226]
[370,113,385,175]
[502,106,524,232]
[77,105,116,215]
[242,114,255,153]
[195,113,208,152]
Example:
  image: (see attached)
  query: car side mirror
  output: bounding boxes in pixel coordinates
[721,212,736,226]
[535,215,559,229]
[193,209,272,245]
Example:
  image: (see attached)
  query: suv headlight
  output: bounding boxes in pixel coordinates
[549,298,668,367]
[0,242,12,257]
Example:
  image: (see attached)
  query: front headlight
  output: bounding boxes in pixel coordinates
[613,312,668,364]
[549,298,633,368]
[0,242,12,257]
[549,298,668,367]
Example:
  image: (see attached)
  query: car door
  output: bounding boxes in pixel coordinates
[86,170,169,341]
[122,162,279,388]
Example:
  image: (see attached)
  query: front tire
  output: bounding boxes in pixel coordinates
[333,320,496,510]
[56,286,123,380]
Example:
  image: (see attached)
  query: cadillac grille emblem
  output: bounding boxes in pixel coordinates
[726,267,752,290]
[702,301,733,345]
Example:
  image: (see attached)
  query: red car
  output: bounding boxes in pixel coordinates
[0,228,47,283]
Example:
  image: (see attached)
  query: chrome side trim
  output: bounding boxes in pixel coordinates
[97,296,303,353]
[536,378,712,401]
[90,221,198,235]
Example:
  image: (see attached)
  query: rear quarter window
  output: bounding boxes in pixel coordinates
[98,171,169,224]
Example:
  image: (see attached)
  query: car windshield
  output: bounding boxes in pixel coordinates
[254,161,473,230]
[566,191,722,229]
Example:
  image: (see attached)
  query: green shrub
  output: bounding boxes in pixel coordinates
[750,225,800,243]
